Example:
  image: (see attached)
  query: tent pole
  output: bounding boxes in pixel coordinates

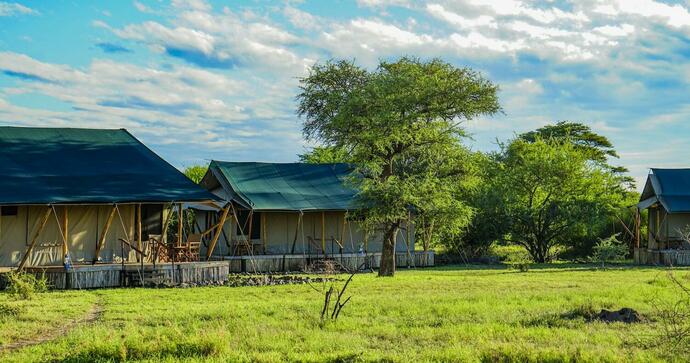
[137,204,142,262]
[177,203,183,247]
[321,211,326,257]
[62,206,69,261]
[18,207,52,271]
[94,205,116,264]
[247,210,254,250]
[206,206,230,260]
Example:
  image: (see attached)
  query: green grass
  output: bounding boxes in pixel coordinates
[0,265,687,362]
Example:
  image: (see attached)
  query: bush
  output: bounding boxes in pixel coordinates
[591,233,627,268]
[499,246,532,272]
[3,271,49,300]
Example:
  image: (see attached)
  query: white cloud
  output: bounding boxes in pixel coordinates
[0,2,36,16]
[594,24,635,37]
[427,4,497,29]
[608,0,690,28]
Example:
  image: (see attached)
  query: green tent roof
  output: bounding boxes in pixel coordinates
[209,161,357,211]
[639,168,690,213]
[0,126,217,205]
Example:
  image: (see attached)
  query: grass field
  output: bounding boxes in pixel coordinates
[0,265,687,362]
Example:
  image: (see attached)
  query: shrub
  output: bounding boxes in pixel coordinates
[591,233,627,268]
[4,271,49,300]
[502,247,532,272]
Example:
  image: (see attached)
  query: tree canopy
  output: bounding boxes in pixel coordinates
[297,57,501,276]
[488,138,628,262]
[183,165,208,184]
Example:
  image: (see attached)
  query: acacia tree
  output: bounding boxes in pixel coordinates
[297,57,500,276]
[492,138,625,262]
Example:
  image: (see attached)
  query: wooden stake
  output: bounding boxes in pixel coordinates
[290,212,302,254]
[136,204,142,262]
[18,207,52,270]
[161,203,172,245]
[321,211,326,255]
[177,203,183,247]
[261,212,266,253]
[635,208,641,249]
[206,206,230,260]
[62,206,69,259]
[94,205,116,263]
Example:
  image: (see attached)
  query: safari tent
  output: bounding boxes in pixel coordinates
[194,161,432,271]
[0,126,218,272]
[636,168,690,265]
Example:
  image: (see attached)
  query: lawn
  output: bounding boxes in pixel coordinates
[0,265,686,362]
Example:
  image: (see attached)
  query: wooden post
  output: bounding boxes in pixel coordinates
[321,211,326,255]
[161,203,172,245]
[261,212,266,254]
[62,206,69,259]
[136,204,142,262]
[94,205,116,263]
[18,207,52,270]
[247,210,254,242]
[340,213,346,252]
[635,208,641,249]
[177,203,183,247]
[290,212,303,254]
[206,206,230,260]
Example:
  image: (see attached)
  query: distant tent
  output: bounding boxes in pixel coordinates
[195,161,414,264]
[0,126,217,268]
[637,168,690,265]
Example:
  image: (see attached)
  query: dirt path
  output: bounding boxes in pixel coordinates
[0,298,104,353]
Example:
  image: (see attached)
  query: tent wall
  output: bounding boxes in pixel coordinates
[0,204,159,267]
[198,210,414,257]
[648,207,690,249]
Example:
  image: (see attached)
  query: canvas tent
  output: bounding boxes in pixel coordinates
[638,168,690,247]
[0,126,217,268]
[636,168,690,264]
[196,161,414,260]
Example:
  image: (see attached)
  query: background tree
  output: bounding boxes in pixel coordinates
[490,138,626,263]
[299,146,353,164]
[297,57,501,276]
[183,164,208,184]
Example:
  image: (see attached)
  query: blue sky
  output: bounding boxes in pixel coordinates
[2,0,690,189]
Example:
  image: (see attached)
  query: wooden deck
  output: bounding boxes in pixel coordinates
[635,248,690,266]
[21,261,229,289]
[218,251,435,273]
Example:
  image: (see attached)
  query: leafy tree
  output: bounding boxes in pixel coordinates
[490,138,625,263]
[520,121,635,189]
[297,57,501,276]
[183,165,208,184]
[299,146,352,164]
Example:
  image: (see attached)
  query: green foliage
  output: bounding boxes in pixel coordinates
[591,233,628,268]
[299,145,352,164]
[297,57,501,275]
[3,271,48,300]
[183,164,208,184]
[485,138,628,263]
[519,121,635,190]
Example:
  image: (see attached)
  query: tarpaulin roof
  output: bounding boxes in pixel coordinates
[208,161,357,211]
[638,168,690,213]
[0,126,217,205]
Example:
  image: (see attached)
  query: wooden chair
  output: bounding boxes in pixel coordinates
[186,233,202,261]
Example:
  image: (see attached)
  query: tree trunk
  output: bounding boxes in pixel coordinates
[379,225,399,277]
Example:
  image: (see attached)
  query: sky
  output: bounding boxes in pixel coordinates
[1,0,690,189]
